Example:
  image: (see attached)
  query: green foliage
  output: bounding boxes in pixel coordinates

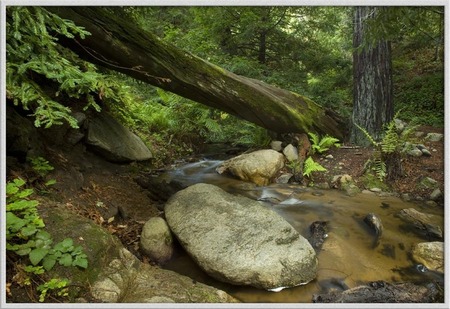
[355,111,417,181]
[37,278,70,302]
[6,178,89,272]
[6,177,88,302]
[302,157,327,178]
[308,132,341,155]
[6,7,131,129]
[28,156,54,178]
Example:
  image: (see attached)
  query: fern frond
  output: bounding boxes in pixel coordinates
[303,157,327,178]
[354,123,379,147]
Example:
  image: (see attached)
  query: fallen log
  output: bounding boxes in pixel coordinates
[46,7,345,139]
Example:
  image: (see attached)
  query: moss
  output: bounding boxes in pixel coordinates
[361,172,390,191]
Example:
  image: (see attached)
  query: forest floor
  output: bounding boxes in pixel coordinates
[6,125,445,303]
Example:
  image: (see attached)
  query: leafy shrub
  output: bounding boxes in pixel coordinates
[6,177,88,301]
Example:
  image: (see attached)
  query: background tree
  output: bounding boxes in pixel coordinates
[351,6,393,146]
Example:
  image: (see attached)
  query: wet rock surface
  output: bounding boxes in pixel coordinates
[165,183,318,290]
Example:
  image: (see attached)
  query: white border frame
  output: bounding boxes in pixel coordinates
[1,1,448,308]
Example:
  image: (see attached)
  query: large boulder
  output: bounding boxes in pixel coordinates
[165,183,318,290]
[85,112,153,162]
[216,149,285,186]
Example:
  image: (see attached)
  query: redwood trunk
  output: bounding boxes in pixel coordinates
[351,7,393,146]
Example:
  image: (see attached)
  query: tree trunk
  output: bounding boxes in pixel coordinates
[351,7,393,146]
[46,6,344,139]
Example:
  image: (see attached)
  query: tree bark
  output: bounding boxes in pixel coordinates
[351,7,393,146]
[46,6,344,139]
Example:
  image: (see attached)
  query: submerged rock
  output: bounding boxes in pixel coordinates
[364,213,383,248]
[165,183,318,290]
[313,281,442,303]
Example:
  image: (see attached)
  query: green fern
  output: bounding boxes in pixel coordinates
[6,7,130,129]
[303,157,327,178]
[308,132,341,154]
[355,109,416,181]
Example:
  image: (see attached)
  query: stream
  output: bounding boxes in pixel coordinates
[159,152,444,303]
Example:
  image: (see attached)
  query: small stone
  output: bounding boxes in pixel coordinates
[270,140,283,152]
[425,200,438,207]
[425,133,443,142]
[407,148,423,157]
[420,149,432,156]
[419,177,438,189]
[370,187,382,193]
[430,188,442,201]
[401,193,411,201]
[325,154,334,159]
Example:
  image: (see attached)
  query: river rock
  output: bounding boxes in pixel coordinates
[283,144,299,162]
[216,149,285,186]
[411,241,444,273]
[313,281,442,303]
[165,183,318,290]
[270,140,283,151]
[425,133,443,142]
[397,208,443,239]
[140,217,174,264]
[85,112,153,162]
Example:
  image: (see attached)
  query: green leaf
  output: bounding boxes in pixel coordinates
[35,230,52,241]
[6,212,26,232]
[59,253,73,267]
[6,199,39,211]
[16,247,32,256]
[45,179,57,186]
[29,247,49,265]
[21,225,38,237]
[42,255,57,271]
[73,256,88,269]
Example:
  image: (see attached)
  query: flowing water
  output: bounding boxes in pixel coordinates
[160,157,444,303]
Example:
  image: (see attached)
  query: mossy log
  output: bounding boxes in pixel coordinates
[47,7,344,139]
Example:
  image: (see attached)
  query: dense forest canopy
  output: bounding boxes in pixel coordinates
[6,6,444,164]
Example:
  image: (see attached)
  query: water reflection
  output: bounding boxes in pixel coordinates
[161,159,444,303]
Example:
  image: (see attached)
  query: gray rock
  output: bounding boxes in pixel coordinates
[407,148,423,157]
[165,183,318,290]
[276,173,293,184]
[283,144,299,162]
[430,188,442,201]
[411,242,444,273]
[216,149,285,186]
[140,217,174,264]
[91,248,237,303]
[425,133,443,142]
[270,140,283,152]
[419,177,439,189]
[394,118,406,132]
[397,208,443,239]
[86,112,153,162]
[420,148,432,156]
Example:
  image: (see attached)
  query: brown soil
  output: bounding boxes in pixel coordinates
[5,125,445,303]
